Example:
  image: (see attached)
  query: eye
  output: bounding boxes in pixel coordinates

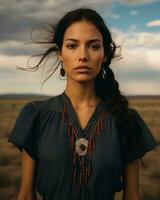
[66,44,77,49]
[89,44,101,50]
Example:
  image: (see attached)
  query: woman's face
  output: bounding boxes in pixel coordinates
[58,20,106,82]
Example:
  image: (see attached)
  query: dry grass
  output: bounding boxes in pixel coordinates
[0,97,160,200]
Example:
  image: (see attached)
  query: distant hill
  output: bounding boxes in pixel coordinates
[0,93,52,100]
[0,93,160,100]
[127,95,160,99]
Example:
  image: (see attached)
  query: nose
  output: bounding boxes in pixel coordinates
[78,46,88,62]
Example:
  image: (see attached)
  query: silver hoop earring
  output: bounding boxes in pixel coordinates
[101,67,106,79]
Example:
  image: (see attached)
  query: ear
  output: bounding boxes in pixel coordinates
[57,51,63,62]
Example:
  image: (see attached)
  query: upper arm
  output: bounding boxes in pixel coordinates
[122,159,140,200]
[17,150,37,199]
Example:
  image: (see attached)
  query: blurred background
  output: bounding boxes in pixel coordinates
[0,0,160,199]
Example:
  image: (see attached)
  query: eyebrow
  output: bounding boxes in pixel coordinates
[64,39,102,43]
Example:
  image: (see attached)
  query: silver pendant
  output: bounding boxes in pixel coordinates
[75,138,88,156]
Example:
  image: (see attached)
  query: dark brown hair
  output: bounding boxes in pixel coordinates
[19,7,129,117]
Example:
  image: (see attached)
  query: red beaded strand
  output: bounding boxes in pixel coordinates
[62,105,107,187]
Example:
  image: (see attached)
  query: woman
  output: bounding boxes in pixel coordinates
[8,7,158,200]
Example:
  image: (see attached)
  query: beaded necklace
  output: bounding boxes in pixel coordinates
[61,92,108,187]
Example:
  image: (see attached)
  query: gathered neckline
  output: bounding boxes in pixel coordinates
[60,91,106,137]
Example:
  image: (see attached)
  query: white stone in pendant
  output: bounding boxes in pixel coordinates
[75,138,88,156]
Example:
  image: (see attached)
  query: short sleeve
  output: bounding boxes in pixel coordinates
[118,108,159,166]
[8,102,39,160]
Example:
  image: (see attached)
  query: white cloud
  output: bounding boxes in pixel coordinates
[118,47,160,71]
[130,10,139,15]
[0,55,28,70]
[119,0,160,5]
[103,11,121,19]
[0,40,23,49]
[129,25,137,30]
[110,28,160,71]
[1,0,160,95]
[0,54,50,71]
[0,61,65,95]
[128,32,160,48]
[109,28,160,93]
[110,13,121,19]
[0,40,28,56]
[146,19,160,27]
[112,28,160,48]
[145,49,160,69]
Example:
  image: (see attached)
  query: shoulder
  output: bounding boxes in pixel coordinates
[118,107,158,166]
[126,107,142,123]
[27,94,63,112]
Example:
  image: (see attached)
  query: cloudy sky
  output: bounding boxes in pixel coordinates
[0,0,160,96]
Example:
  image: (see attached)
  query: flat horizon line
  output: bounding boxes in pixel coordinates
[0,93,160,98]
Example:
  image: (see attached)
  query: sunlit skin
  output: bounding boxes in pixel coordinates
[59,20,106,82]
[58,20,106,107]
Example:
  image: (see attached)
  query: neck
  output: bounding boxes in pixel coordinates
[64,79,101,107]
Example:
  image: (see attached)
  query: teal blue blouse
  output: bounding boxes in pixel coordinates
[8,91,158,200]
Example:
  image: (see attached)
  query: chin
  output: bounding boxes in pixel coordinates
[74,76,96,83]
[68,72,98,82]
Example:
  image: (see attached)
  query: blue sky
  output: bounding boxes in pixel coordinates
[0,0,160,95]
[103,1,160,32]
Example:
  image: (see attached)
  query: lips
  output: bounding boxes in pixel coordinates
[74,65,91,70]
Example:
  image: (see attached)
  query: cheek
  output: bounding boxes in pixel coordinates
[61,48,74,65]
[61,55,71,67]
[93,53,104,65]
